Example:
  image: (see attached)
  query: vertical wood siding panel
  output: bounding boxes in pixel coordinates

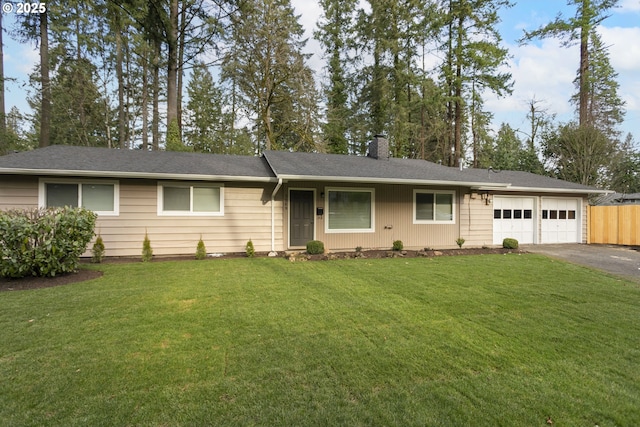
[589,205,640,245]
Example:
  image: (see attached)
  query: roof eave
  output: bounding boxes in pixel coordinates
[475,185,612,195]
[0,168,276,182]
[277,174,510,188]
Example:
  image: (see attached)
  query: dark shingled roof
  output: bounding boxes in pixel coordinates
[0,146,606,194]
[457,167,601,192]
[262,150,480,184]
[262,150,604,193]
[0,145,275,180]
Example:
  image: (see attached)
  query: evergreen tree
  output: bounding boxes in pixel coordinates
[519,0,620,128]
[436,0,513,166]
[607,134,640,193]
[184,63,225,153]
[222,0,319,152]
[570,31,625,139]
[316,0,357,154]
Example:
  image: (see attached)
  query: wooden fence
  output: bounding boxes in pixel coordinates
[589,205,640,245]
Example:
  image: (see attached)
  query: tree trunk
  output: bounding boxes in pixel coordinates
[166,0,179,129]
[578,0,590,127]
[177,2,186,135]
[116,16,125,149]
[141,42,149,151]
[0,13,7,137]
[453,13,464,168]
[152,40,160,151]
[39,11,51,148]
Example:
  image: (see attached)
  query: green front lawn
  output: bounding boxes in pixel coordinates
[1,254,639,426]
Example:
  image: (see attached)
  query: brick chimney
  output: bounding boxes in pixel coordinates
[368,135,389,160]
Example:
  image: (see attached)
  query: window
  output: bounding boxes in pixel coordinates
[502,209,512,219]
[158,183,223,216]
[568,210,576,220]
[494,209,501,219]
[39,180,119,215]
[326,188,374,232]
[513,209,522,219]
[524,209,532,219]
[414,190,455,223]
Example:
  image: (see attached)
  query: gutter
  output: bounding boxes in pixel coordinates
[0,167,277,183]
[473,185,612,195]
[274,174,510,189]
[269,178,283,256]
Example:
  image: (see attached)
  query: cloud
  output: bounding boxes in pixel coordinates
[619,0,640,12]
[598,26,640,71]
[485,39,578,117]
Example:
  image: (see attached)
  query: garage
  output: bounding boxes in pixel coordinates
[493,197,535,244]
[541,198,580,243]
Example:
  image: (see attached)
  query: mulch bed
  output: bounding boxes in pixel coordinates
[0,269,104,292]
[0,247,522,291]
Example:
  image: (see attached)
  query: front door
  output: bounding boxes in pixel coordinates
[290,190,314,247]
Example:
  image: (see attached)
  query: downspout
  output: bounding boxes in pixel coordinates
[269,178,283,256]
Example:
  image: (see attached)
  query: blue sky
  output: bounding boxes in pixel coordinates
[2,0,640,148]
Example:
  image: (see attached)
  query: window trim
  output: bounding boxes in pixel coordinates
[325,187,375,233]
[413,189,456,224]
[157,182,224,217]
[38,178,120,216]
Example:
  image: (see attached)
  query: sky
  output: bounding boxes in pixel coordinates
[2,0,640,147]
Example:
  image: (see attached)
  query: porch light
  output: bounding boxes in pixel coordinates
[480,191,492,205]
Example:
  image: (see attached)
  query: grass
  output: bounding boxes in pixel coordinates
[1,254,639,426]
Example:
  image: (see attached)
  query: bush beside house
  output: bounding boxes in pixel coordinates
[0,207,97,278]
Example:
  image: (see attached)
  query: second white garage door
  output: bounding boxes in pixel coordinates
[541,198,580,243]
[493,197,535,244]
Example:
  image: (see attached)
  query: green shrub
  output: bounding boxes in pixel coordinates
[503,238,519,249]
[195,238,207,260]
[142,233,153,262]
[392,240,404,251]
[246,240,255,258]
[456,237,465,248]
[92,235,106,263]
[306,240,325,255]
[0,207,97,278]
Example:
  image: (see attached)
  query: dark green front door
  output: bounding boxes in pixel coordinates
[290,190,314,247]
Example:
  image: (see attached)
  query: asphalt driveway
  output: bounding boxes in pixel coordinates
[524,244,640,283]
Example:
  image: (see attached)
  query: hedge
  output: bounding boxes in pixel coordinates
[0,207,97,278]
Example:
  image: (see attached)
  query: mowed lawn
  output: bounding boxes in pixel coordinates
[1,254,639,426]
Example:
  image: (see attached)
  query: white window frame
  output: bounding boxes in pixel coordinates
[325,187,375,233]
[38,178,120,216]
[413,189,456,224]
[157,182,224,216]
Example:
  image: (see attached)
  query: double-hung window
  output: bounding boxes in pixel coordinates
[39,180,119,216]
[414,190,455,223]
[158,183,223,216]
[325,188,374,233]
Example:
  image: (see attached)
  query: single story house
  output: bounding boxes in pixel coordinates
[593,192,640,206]
[0,137,607,257]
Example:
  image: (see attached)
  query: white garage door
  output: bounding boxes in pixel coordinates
[493,197,535,244]
[541,198,580,243]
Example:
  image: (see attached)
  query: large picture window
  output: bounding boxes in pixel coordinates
[158,183,223,216]
[326,188,374,232]
[414,190,455,223]
[39,180,119,215]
